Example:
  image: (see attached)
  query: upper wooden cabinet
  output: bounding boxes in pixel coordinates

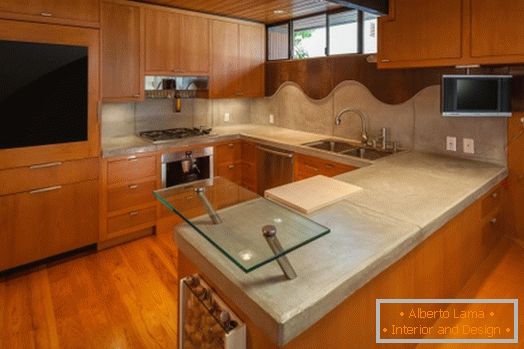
[210,20,265,98]
[378,0,463,68]
[144,8,209,75]
[378,0,524,68]
[101,1,144,101]
[469,0,524,62]
[0,0,99,27]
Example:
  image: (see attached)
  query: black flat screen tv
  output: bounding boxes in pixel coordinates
[441,75,512,117]
[0,40,88,149]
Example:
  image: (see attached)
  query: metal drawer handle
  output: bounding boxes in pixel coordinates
[228,143,235,148]
[257,146,294,158]
[40,12,53,17]
[129,184,139,189]
[491,192,498,199]
[305,164,319,172]
[30,161,62,169]
[228,164,235,169]
[127,155,138,161]
[381,59,391,63]
[325,164,335,169]
[29,185,62,194]
[129,211,139,217]
[490,218,498,225]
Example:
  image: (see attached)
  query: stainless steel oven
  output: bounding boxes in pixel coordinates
[161,146,214,188]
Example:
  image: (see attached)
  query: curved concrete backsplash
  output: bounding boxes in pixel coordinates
[251,81,508,165]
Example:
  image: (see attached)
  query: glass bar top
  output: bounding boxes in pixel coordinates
[153,177,330,273]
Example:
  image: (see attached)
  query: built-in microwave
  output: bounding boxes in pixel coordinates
[441,75,512,117]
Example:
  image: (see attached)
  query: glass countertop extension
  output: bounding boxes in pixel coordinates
[153,177,330,273]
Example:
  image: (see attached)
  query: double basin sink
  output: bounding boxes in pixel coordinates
[302,139,396,161]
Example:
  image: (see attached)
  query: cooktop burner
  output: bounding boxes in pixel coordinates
[139,127,212,143]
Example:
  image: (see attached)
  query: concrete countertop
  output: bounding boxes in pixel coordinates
[174,151,507,346]
[101,124,373,168]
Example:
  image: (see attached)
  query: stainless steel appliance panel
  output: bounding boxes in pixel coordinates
[256,145,294,195]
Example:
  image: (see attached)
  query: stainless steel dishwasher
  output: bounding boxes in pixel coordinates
[256,145,294,195]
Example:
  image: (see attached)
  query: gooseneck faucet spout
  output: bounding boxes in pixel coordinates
[334,108,369,144]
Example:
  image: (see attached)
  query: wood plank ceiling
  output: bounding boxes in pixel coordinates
[135,0,342,24]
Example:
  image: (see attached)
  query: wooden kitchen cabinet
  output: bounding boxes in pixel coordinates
[215,140,243,184]
[144,8,209,75]
[469,0,524,62]
[241,141,258,192]
[0,0,99,27]
[294,154,355,181]
[0,180,99,271]
[210,20,265,98]
[378,0,524,68]
[101,1,144,101]
[100,152,159,245]
[378,0,463,68]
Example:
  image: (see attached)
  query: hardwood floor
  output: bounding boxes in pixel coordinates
[416,236,524,349]
[0,232,179,349]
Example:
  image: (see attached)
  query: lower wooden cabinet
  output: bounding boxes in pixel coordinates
[0,180,99,271]
[294,154,355,181]
[100,152,159,244]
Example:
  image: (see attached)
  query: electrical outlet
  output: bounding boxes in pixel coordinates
[446,136,457,151]
[463,138,475,154]
[224,112,230,122]
[269,114,275,124]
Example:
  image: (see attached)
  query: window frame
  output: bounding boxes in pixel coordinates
[266,8,376,61]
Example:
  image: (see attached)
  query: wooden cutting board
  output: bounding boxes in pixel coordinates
[264,175,362,214]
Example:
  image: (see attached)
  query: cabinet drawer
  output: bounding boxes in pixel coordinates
[217,162,242,183]
[241,162,257,189]
[0,0,99,25]
[107,207,156,235]
[0,180,98,271]
[107,180,157,212]
[107,154,156,185]
[215,141,241,164]
[159,190,206,218]
[0,158,99,196]
[481,184,505,218]
[295,154,354,179]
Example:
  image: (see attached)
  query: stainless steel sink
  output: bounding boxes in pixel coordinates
[302,139,359,153]
[339,147,393,161]
[302,139,396,161]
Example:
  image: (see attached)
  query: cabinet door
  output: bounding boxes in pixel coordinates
[180,14,210,74]
[378,0,463,68]
[238,24,265,97]
[0,0,98,26]
[210,20,239,98]
[42,0,99,23]
[470,0,524,61]
[0,180,98,271]
[101,2,143,101]
[144,8,180,74]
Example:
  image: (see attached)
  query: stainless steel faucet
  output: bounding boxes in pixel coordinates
[334,108,369,144]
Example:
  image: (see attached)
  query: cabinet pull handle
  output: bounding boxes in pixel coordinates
[228,164,235,169]
[325,164,335,169]
[381,59,391,63]
[129,211,139,217]
[491,192,498,199]
[127,155,138,161]
[29,185,62,194]
[305,164,319,172]
[133,94,141,98]
[30,161,62,169]
[129,184,139,189]
[185,195,194,200]
[490,218,498,225]
[228,143,235,148]
[40,12,53,17]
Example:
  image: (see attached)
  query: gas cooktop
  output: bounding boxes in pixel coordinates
[139,127,212,144]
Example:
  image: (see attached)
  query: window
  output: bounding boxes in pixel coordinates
[293,14,326,59]
[268,24,289,60]
[267,9,378,61]
[363,12,378,54]
[328,10,359,55]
